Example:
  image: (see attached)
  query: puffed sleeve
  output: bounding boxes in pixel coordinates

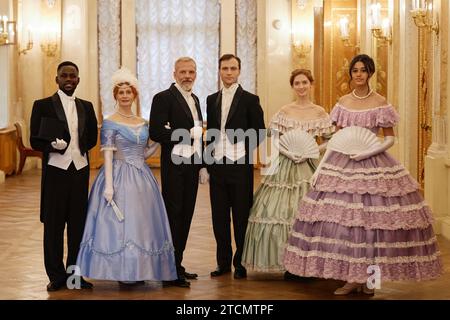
[100,127,117,151]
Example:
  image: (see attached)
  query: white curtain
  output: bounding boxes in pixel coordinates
[136,0,220,120]
[98,0,121,118]
[236,0,257,94]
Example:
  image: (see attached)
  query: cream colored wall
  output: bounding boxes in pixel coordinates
[221,0,235,56]
[257,0,292,125]
[61,0,99,117]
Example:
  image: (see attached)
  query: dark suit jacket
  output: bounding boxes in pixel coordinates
[206,85,265,164]
[149,83,203,165]
[30,93,98,222]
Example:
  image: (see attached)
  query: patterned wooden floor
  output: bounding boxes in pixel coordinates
[0,168,449,300]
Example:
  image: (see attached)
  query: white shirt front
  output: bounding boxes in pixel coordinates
[213,83,246,161]
[171,84,202,158]
[175,83,199,122]
[48,90,88,170]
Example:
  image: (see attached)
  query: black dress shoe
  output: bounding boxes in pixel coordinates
[210,267,231,277]
[162,278,190,288]
[46,280,65,292]
[80,278,93,289]
[234,267,247,279]
[184,272,198,279]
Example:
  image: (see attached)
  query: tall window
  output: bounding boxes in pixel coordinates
[136,0,220,119]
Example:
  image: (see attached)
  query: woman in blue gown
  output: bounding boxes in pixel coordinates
[76,68,177,283]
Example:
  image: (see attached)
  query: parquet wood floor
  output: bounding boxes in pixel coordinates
[0,168,449,300]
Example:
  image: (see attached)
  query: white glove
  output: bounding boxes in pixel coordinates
[318,140,328,153]
[310,148,331,188]
[164,122,171,130]
[279,146,306,164]
[199,168,209,184]
[190,126,203,140]
[144,140,159,159]
[51,138,67,150]
[350,136,395,161]
[103,149,114,204]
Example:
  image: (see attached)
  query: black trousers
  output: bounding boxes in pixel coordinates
[209,162,253,269]
[161,158,200,277]
[42,163,89,283]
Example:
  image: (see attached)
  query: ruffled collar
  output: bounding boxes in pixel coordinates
[331,103,400,128]
[270,111,334,136]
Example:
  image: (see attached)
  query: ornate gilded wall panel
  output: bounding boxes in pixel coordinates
[322,0,358,112]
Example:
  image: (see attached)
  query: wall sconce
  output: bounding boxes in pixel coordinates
[296,0,307,10]
[0,16,17,46]
[410,0,439,37]
[369,2,392,45]
[18,28,33,55]
[338,16,352,47]
[292,40,312,64]
[46,0,56,8]
[40,30,59,57]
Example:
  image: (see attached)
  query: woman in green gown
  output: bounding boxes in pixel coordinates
[242,69,334,277]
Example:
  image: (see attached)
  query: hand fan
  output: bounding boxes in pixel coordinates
[327,126,381,155]
[279,129,320,159]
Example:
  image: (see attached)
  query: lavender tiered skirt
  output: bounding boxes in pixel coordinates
[283,150,443,283]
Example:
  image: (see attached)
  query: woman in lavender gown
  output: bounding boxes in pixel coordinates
[76,68,177,284]
[283,54,442,295]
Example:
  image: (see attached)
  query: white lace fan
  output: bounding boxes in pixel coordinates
[327,126,381,155]
[279,129,320,159]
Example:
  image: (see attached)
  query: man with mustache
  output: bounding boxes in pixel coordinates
[30,61,98,291]
[149,57,208,288]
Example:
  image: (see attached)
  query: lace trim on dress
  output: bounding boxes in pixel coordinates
[270,112,335,136]
[284,246,441,264]
[242,263,286,273]
[322,163,405,174]
[302,197,427,213]
[314,174,420,196]
[330,103,400,128]
[283,253,443,282]
[298,202,433,230]
[290,231,439,249]
[248,216,293,225]
[80,239,174,256]
[318,168,409,181]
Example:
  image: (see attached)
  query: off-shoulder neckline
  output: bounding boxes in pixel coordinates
[275,110,330,123]
[335,103,393,113]
[104,119,147,127]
